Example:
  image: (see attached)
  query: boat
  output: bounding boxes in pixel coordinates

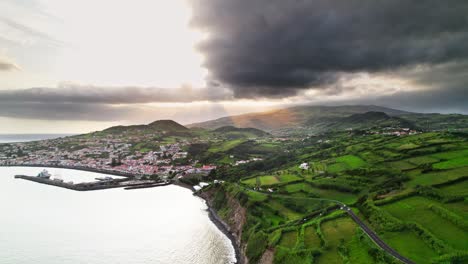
[37,169,51,179]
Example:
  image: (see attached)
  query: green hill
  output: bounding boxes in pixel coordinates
[188,105,468,134]
[312,111,418,131]
[148,120,189,131]
[188,105,410,131]
[213,126,270,137]
[104,120,188,133]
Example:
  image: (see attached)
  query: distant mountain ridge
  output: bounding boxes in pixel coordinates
[188,105,412,131]
[188,105,468,133]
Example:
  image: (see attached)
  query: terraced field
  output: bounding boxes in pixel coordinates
[381,196,468,250]
[216,131,468,263]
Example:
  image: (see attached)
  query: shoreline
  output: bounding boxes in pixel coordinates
[204,200,243,264]
[173,181,243,264]
[2,165,242,263]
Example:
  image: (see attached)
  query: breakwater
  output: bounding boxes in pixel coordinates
[14,175,170,191]
[3,164,136,178]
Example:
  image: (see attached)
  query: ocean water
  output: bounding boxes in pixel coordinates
[0,134,74,143]
[0,167,236,264]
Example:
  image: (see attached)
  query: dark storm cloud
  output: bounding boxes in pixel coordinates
[0,84,233,120]
[190,0,468,98]
[373,62,468,113]
[0,84,232,104]
[0,102,137,121]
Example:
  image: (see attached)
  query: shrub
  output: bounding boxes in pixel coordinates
[246,231,269,262]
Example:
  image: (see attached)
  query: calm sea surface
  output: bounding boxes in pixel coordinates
[0,167,236,264]
[0,134,74,143]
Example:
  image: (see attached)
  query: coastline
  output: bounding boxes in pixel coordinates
[173,181,243,264]
[3,165,242,263]
[204,201,243,264]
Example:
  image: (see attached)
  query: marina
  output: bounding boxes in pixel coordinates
[0,166,236,264]
[14,169,171,191]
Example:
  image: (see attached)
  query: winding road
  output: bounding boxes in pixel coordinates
[243,187,415,264]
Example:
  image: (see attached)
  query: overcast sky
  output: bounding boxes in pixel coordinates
[1,0,467,133]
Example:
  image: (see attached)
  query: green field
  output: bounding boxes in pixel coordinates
[277,174,302,183]
[381,196,468,250]
[388,160,417,170]
[431,149,468,160]
[245,189,269,201]
[317,217,357,264]
[284,182,315,193]
[279,230,298,248]
[406,156,440,165]
[260,175,280,185]
[267,200,302,220]
[208,139,246,152]
[406,167,468,187]
[381,231,438,264]
[327,155,367,173]
[212,131,468,263]
[303,225,321,249]
[308,185,357,204]
[438,179,468,196]
[433,156,468,169]
[241,177,257,186]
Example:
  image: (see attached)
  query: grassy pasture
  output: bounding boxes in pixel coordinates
[406,156,440,165]
[208,139,246,152]
[379,149,401,159]
[381,196,468,250]
[311,162,327,173]
[444,201,468,219]
[267,200,302,220]
[406,167,468,187]
[327,155,367,173]
[260,176,280,186]
[284,182,314,193]
[245,189,268,202]
[241,177,257,186]
[277,174,303,183]
[335,155,367,168]
[317,217,356,264]
[303,225,321,249]
[431,149,468,160]
[438,179,468,197]
[279,230,298,248]
[359,151,384,163]
[433,156,468,169]
[282,182,357,203]
[306,185,357,204]
[381,231,438,264]
[346,234,376,264]
[388,160,417,171]
[327,162,349,173]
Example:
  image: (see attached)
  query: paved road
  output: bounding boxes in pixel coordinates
[242,186,415,264]
[343,206,415,264]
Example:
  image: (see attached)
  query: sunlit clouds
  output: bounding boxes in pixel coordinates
[1,0,467,133]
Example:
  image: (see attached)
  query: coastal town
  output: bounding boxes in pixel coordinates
[0,123,420,180]
[0,132,216,180]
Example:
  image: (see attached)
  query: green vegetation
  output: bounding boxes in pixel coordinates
[381,196,468,250]
[200,129,468,263]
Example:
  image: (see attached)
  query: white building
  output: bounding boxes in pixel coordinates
[299,163,309,170]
